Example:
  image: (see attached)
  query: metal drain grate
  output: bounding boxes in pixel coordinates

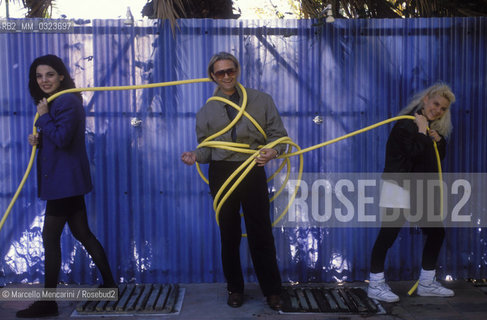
[470,279,487,295]
[280,286,385,314]
[74,283,182,315]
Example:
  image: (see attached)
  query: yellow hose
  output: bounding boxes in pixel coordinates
[193,88,442,295]
[1,79,443,294]
[407,135,443,296]
[0,78,211,232]
[0,120,38,232]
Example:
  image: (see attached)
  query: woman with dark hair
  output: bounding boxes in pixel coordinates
[16,55,116,318]
[28,54,82,103]
[367,83,455,303]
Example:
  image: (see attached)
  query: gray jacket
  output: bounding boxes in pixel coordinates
[194,85,288,163]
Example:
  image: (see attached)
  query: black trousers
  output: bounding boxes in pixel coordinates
[370,208,445,273]
[209,161,282,296]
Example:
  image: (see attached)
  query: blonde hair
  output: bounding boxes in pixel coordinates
[399,83,455,138]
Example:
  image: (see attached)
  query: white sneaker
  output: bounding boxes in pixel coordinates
[368,281,400,302]
[417,279,454,297]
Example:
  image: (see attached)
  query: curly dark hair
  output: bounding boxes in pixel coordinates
[28,54,82,104]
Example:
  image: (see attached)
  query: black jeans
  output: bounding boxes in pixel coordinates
[209,161,282,296]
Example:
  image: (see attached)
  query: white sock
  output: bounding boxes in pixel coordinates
[370,272,385,282]
[419,269,436,282]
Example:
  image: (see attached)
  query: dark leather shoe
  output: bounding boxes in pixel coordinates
[227,292,243,308]
[16,301,59,318]
[266,294,282,310]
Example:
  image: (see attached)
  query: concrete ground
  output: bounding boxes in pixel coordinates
[1,280,487,319]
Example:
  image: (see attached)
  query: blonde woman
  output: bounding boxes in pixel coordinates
[368,83,456,302]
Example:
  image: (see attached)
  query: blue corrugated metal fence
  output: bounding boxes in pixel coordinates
[0,17,486,285]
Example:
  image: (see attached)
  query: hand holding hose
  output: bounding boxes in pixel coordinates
[28,134,39,146]
[255,148,278,166]
[37,98,49,116]
[428,130,441,142]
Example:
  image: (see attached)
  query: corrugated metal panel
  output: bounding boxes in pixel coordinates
[0,17,486,286]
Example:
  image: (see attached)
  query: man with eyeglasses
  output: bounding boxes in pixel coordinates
[181,52,287,311]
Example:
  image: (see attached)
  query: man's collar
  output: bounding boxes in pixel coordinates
[215,83,242,98]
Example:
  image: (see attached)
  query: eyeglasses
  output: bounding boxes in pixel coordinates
[213,68,237,80]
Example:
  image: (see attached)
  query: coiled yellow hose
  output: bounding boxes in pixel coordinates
[187,83,442,296]
[0,79,442,295]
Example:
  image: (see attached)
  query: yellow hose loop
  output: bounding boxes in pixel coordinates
[267,144,292,183]
[212,137,292,210]
[200,141,250,149]
[212,136,300,227]
[270,140,304,227]
[194,82,250,185]
[201,83,249,143]
[214,152,258,216]
[198,142,254,154]
[207,97,267,139]
[268,157,291,202]
[0,78,212,233]
[195,162,209,185]
[194,84,291,220]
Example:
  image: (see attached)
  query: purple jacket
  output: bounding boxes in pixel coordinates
[35,93,92,200]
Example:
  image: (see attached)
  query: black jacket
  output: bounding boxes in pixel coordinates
[383,116,446,174]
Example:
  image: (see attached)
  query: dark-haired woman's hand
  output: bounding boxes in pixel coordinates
[37,98,48,116]
[28,134,39,146]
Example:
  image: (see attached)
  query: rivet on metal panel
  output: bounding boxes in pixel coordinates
[312,115,324,124]
[130,118,143,127]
